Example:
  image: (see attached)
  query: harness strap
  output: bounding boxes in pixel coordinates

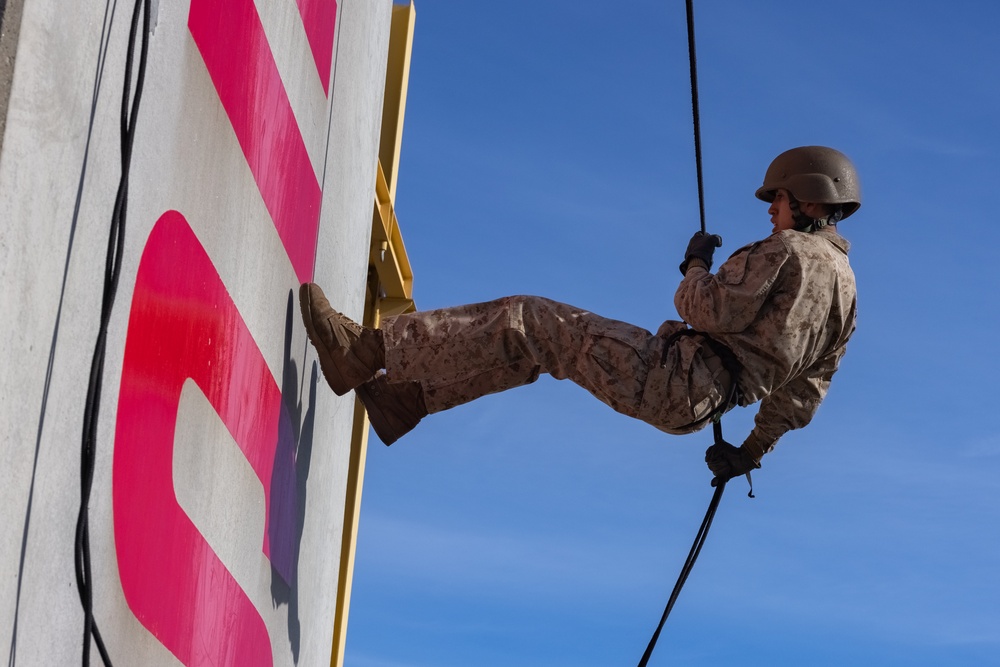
[659,328,743,430]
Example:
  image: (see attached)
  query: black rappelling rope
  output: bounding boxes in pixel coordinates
[685,0,707,234]
[635,3,726,664]
[637,476,727,667]
[636,421,730,667]
[75,0,150,665]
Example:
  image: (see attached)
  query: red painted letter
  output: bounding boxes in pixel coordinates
[114,212,281,666]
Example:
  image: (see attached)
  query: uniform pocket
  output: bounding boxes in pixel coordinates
[716,245,754,285]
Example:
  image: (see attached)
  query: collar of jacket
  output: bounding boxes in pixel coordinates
[813,224,851,254]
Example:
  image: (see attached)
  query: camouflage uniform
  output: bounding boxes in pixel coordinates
[675,226,856,458]
[381,226,855,457]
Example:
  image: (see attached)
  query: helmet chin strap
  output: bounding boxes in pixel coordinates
[788,195,844,233]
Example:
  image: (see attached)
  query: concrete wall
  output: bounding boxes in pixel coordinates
[0,0,391,664]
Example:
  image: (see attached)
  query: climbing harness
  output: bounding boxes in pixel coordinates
[634,2,753,664]
[659,328,743,431]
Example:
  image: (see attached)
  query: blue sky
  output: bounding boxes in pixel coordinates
[345,2,1000,665]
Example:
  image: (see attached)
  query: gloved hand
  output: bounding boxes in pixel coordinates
[705,440,760,487]
[679,231,723,275]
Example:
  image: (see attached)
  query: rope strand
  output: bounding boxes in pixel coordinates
[636,419,730,666]
[634,4,728,664]
[685,0,707,234]
[637,479,726,667]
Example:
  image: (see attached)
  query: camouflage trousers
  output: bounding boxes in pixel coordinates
[381,295,733,434]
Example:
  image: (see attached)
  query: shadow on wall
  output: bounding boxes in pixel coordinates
[269,290,319,663]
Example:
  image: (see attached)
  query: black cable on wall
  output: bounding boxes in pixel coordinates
[75,0,151,664]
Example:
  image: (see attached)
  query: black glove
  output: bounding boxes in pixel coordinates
[705,441,760,487]
[679,231,723,275]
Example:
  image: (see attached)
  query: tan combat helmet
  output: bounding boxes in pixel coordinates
[755,146,862,219]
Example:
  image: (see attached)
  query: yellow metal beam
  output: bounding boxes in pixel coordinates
[330,3,417,666]
[370,159,415,312]
[379,1,415,201]
[329,397,372,667]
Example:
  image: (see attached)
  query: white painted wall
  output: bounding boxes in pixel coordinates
[0,0,391,664]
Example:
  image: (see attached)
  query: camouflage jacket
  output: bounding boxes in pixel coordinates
[673,226,857,460]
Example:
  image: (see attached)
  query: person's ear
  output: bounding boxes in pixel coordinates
[800,202,829,219]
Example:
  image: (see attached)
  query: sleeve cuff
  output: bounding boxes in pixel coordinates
[740,431,773,463]
[685,258,709,273]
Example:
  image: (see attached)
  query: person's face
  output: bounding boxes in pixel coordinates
[767,189,797,234]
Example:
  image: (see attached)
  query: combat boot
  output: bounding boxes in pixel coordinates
[299,282,384,395]
[356,373,427,446]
